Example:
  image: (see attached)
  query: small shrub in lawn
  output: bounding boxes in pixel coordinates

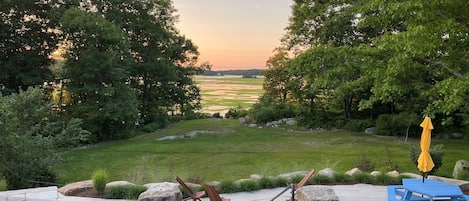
[333,173,352,183]
[353,173,372,184]
[356,150,375,172]
[237,180,259,192]
[0,178,7,191]
[409,144,444,175]
[258,177,275,189]
[105,185,147,199]
[273,177,288,187]
[312,174,331,184]
[218,180,237,193]
[92,169,109,194]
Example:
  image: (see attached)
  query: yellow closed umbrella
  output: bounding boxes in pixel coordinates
[417,116,435,182]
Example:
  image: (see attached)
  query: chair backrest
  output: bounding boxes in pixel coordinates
[205,184,223,201]
[294,168,315,189]
[176,176,195,196]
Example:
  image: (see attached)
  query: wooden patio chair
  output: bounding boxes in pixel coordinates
[204,184,230,201]
[270,168,315,201]
[176,176,206,201]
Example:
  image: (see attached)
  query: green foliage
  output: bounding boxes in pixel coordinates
[92,169,109,194]
[456,171,469,181]
[353,173,372,184]
[375,113,419,136]
[236,180,258,192]
[105,185,147,199]
[333,173,352,183]
[374,174,398,185]
[355,150,375,172]
[344,119,373,132]
[249,96,296,123]
[218,180,237,193]
[61,8,138,142]
[258,177,276,189]
[0,178,7,191]
[312,174,331,184]
[272,177,288,188]
[225,108,249,119]
[0,88,86,189]
[409,144,445,175]
[0,1,60,95]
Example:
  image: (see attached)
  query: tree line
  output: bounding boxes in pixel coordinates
[0,0,206,189]
[260,0,469,134]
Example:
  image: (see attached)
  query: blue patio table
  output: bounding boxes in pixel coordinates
[402,178,466,201]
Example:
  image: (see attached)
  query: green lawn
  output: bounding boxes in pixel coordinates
[56,119,469,186]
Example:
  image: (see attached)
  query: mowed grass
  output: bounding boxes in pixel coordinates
[195,76,264,114]
[56,119,469,186]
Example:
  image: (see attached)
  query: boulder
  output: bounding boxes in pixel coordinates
[250,174,263,180]
[105,181,135,192]
[386,170,400,178]
[58,180,93,196]
[370,171,382,177]
[139,182,182,201]
[365,127,375,134]
[317,168,337,179]
[453,160,469,179]
[345,168,362,176]
[278,171,309,180]
[296,185,339,201]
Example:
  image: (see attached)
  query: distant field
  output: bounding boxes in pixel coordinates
[194,75,264,115]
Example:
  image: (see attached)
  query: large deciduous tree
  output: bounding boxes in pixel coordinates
[61,8,138,141]
[268,0,469,131]
[0,0,61,95]
[78,0,201,125]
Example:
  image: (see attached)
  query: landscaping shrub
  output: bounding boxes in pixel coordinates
[374,174,395,185]
[273,177,288,188]
[353,173,372,184]
[218,180,237,193]
[409,144,444,175]
[355,150,375,172]
[312,174,331,184]
[105,185,147,199]
[92,169,109,194]
[375,113,419,136]
[289,174,305,184]
[344,119,373,132]
[333,173,352,183]
[258,177,275,189]
[237,180,258,192]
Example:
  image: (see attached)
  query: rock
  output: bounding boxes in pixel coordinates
[248,124,257,128]
[317,168,337,179]
[453,160,469,179]
[451,132,464,139]
[345,168,362,176]
[370,171,382,177]
[278,171,309,180]
[365,127,375,134]
[157,135,182,141]
[58,180,93,196]
[105,181,135,192]
[139,182,182,201]
[386,170,400,178]
[296,185,339,201]
[250,174,263,180]
[239,117,246,123]
[286,118,297,126]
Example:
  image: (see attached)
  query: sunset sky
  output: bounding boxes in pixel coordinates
[172,0,293,70]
